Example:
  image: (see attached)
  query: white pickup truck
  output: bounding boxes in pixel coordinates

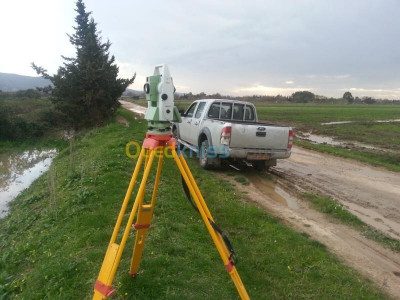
[172,99,293,170]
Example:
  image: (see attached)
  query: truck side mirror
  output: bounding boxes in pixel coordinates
[179,109,185,116]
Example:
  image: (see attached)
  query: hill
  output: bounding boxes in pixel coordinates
[0,72,51,92]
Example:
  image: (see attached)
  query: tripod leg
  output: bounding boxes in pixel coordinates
[172,150,250,300]
[109,147,145,247]
[93,149,157,300]
[129,149,164,276]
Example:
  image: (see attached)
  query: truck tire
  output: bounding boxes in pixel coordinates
[199,139,220,169]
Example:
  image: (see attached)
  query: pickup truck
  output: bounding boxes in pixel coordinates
[172,99,293,170]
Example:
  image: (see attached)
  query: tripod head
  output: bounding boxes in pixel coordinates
[144,64,181,134]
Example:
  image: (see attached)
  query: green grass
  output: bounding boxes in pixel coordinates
[303,193,400,252]
[254,104,400,126]
[234,176,250,185]
[0,108,388,299]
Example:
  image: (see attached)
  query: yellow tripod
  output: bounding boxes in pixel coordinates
[93,134,249,299]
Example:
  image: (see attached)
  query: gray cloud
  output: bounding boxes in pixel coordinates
[2,0,400,98]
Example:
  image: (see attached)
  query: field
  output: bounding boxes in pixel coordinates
[133,99,400,170]
[254,105,400,149]
[0,108,386,299]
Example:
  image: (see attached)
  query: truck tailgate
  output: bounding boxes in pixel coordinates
[230,123,289,150]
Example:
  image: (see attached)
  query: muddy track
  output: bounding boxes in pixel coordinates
[274,147,400,241]
[223,170,400,299]
[121,100,400,298]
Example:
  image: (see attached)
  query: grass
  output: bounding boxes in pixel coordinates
[303,193,400,252]
[234,176,250,185]
[0,108,388,299]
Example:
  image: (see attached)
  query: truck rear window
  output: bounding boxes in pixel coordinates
[232,104,244,120]
[244,105,255,121]
[207,102,220,119]
[220,103,232,120]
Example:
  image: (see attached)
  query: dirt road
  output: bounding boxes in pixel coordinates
[121,100,400,298]
[276,147,400,240]
[120,100,146,116]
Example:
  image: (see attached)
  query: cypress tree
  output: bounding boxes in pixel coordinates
[32,0,135,128]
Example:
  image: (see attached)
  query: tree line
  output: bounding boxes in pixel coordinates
[175,90,400,105]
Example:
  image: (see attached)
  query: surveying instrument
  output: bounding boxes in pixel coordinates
[93,65,250,299]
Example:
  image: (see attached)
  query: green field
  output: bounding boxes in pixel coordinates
[131,100,400,170]
[254,105,400,149]
[0,109,386,299]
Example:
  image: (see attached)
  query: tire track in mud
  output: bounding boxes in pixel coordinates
[220,170,400,299]
[219,157,400,299]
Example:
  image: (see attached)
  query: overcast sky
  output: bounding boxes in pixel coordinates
[1,0,399,98]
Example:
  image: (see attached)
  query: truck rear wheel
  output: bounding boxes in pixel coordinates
[199,139,220,169]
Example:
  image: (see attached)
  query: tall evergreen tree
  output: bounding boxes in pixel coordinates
[32,0,135,128]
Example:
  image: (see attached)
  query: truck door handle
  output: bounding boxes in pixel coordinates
[194,122,199,125]
[187,120,191,124]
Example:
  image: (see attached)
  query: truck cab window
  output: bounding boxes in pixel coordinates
[232,104,244,120]
[207,102,220,119]
[194,102,206,119]
[185,103,198,117]
[221,102,232,120]
[244,105,255,121]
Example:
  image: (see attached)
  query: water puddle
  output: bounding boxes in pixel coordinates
[0,149,57,218]
[245,173,299,209]
[321,121,353,125]
[300,132,380,150]
[321,119,400,125]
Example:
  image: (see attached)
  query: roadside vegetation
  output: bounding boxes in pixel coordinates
[0,109,388,299]
[0,93,61,142]
[303,193,400,252]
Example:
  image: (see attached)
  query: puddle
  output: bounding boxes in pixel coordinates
[300,132,379,150]
[321,121,353,125]
[375,119,400,123]
[0,149,57,218]
[244,173,299,209]
[321,119,400,125]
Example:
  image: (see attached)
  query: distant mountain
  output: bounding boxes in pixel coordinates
[0,72,51,92]
[0,72,187,96]
[123,88,144,96]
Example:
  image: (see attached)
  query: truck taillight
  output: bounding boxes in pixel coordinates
[288,129,293,149]
[220,126,231,146]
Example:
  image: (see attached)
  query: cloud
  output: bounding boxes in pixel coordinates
[233,84,312,96]
[1,0,400,98]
